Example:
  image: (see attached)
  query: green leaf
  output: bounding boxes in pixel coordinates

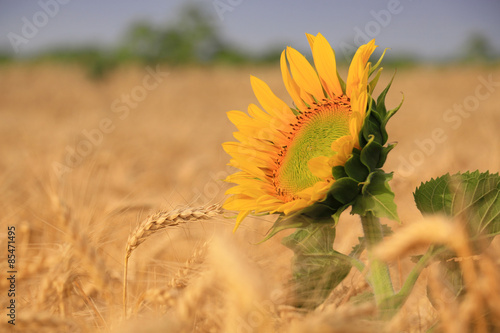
[283,225,352,308]
[352,171,400,222]
[415,170,500,321]
[426,260,465,310]
[414,173,453,214]
[282,224,336,255]
[414,171,500,239]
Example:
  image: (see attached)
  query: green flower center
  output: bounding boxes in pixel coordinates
[274,99,351,200]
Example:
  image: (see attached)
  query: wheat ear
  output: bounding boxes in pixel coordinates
[123,204,222,317]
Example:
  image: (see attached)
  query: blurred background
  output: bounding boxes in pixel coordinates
[1,0,500,77]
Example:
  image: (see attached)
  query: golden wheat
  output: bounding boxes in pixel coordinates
[133,241,207,314]
[123,204,222,316]
[2,64,500,332]
[125,204,222,259]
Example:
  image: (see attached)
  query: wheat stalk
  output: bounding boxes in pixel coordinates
[169,241,207,289]
[123,204,222,317]
[133,241,208,314]
[51,192,111,290]
[134,287,181,314]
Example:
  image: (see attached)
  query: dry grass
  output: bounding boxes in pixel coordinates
[0,62,499,332]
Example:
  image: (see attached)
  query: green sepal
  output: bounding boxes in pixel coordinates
[368,67,383,94]
[332,165,348,180]
[375,72,396,119]
[352,170,400,223]
[344,153,369,182]
[263,173,364,241]
[260,214,311,243]
[361,111,387,146]
[360,135,383,172]
[376,143,397,168]
[327,177,361,205]
[369,48,389,78]
[384,94,404,125]
[298,202,338,223]
[283,224,352,308]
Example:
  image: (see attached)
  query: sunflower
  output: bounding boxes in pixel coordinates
[223,33,385,231]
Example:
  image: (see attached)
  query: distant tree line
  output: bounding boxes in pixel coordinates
[0,4,283,78]
[0,4,497,79]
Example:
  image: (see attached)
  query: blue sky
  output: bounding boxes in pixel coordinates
[1,0,499,60]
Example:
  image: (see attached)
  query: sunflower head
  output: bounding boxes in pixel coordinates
[223,33,401,233]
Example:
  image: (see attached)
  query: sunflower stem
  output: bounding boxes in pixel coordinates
[360,212,395,316]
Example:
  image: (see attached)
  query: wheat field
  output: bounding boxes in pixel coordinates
[0,63,499,332]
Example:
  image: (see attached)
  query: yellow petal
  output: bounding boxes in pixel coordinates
[228,158,266,179]
[346,40,377,96]
[226,110,263,136]
[224,196,259,211]
[250,76,290,118]
[296,186,314,201]
[310,181,331,202]
[225,185,266,198]
[359,39,377,63]
[247,103,271,122]
[233,210,250,232]
[312,33,343,97]
[278,199,309,215]
[280,50,306,109]
[247,104,289,140]
[307,156,332,179]
[330,135,355,166]
[286,46,324,99]
[348,112,363,148]
[224,171,254,183]
[349,64,370,119]
[305,33,316,50]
